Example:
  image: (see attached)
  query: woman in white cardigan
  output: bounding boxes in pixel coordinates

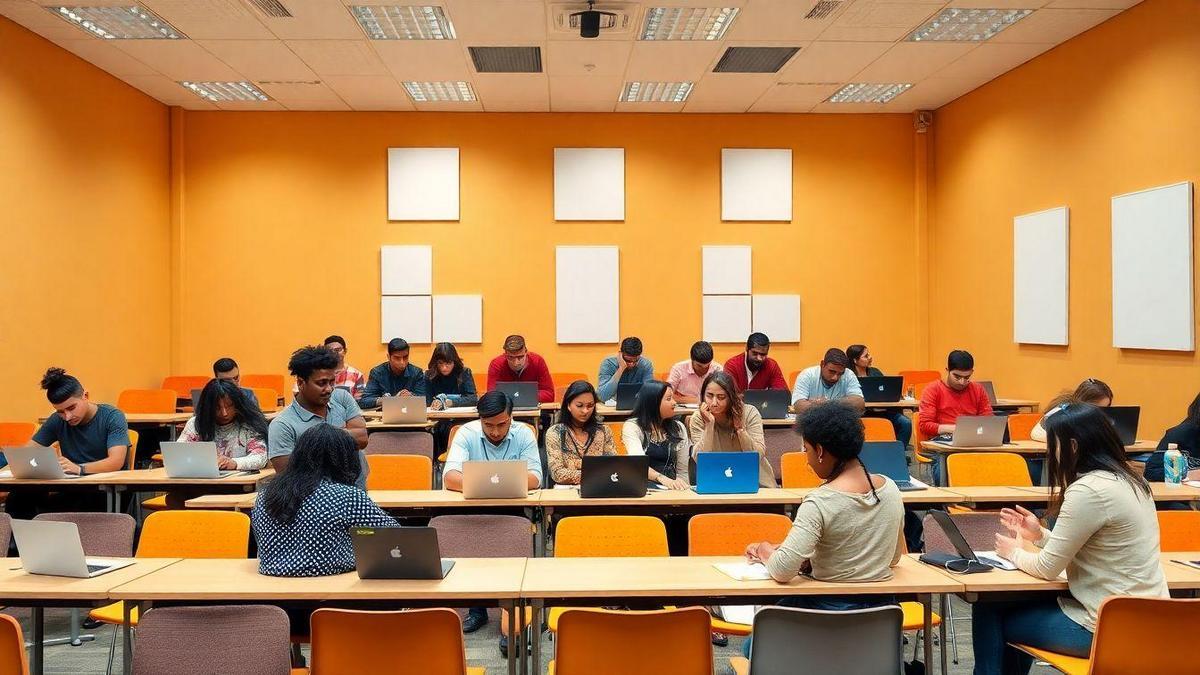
[621,380,690,490]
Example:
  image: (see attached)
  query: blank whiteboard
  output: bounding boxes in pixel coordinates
[752,295,801,343]
[703,295,752,344]
[702,245,752,295]
[554,148,625,221]
[721,148,792,221]
[556,246,619,344]
[433,295,483,344]
[381,245,432,295]
[381,295,432,344]
[1112,182,1194,351]
[387,148,459,221]
[1013,207,1069,346]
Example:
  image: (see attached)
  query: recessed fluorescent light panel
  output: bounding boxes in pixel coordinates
[907,8,1033,42]
[403,81,476,102]
[641,7,738,40]
[47,5,185,39]
[827,83,911,104]
[350,5,456,40]
[181,81,271,102]
[620,81,694,103]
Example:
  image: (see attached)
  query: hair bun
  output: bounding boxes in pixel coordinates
[41,367,68,390]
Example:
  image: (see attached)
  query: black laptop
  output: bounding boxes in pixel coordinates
[496,382,539,410]
[858,441,926,491]
[1101,406,1140,447]
[581,455,649,498]
[859,376,903,403]
[351,527,455,579]
[743,389,791,419]
[614,382,644,410]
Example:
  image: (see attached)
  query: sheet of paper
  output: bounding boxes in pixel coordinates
[716,605,757,625]
[713,562,771,581]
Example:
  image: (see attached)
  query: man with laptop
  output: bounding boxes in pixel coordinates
[485,334,555,403]
[790,348,866,414]
[360,337,426,409]
[918,350,994,483]
[597,336,655,403]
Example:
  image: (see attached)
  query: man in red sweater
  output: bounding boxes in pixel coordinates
[723,333,788,392]
[486,334,555,403]
[918,349,993,439]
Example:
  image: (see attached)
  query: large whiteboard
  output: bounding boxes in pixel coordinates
[1013,207,1069,345]
[1112,182,1194,351]
[556,246,619,344]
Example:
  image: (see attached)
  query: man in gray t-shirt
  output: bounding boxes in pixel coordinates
[269,346,369,487]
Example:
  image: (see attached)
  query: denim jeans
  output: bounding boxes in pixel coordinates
[742,594,898,657]
[971,599,1092,675]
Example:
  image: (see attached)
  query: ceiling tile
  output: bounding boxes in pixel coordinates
[778,40,890,81]
[548,76,620,111]
[884,76,976,110]
[809,100,887,112]
[121,74,219,108]
[624,41,724,81]
[322,74,415,110]
[141,0,273,39]
[749,82,841,111]
[112,40,242,80]
[280,100,353,110]
[286,39,388,76]
[260,0,363,40]
[197,40,318,80]
[1045,0,1140,8]
[258,80,350,109]
[947,0,1051,7]
[683,72,776,112]
[932,42,1052,81]
[56,39,160,76]
[615,101,687,112]
[444,0,547,42]
[545,40,631,77]
[412,99,484,111]
[818,0,939,42]
[853,41,975,81]
[372,40,471,80]
[991,8,1121,43]
[726,0,839,42]
[474,73,550,111]
[215,99,287,110]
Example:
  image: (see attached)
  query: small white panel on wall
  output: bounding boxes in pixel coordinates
[380,245,433,295]
[1112,182,1194,351]
[556,246,620,344]
[1013,207,1069,346]
[381,295,432,344]
[433,295,483,344]
[721,148,792,221]
[752,295,801,343]
[554,148,625,221]
[387,147,459,221]
[703,295,752,344]
[702,245,752,295]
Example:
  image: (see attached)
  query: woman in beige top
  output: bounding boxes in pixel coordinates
[1029,378,1113,442]
[544,380,615,485]
[972,403,1166,675]
[688,370,775,487]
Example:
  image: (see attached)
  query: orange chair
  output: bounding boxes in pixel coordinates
[551,607,712,675]
[472,371,488,394]
[1157,511,1200,551]
[310,608,483,675]
[688,513,792,638]
[117,389,178,414]
[605,421,627,455]
[161,375,210,397]
[366,454,433,490]
[862,417,896,441]
[1013,597,1200,675]
[899,370,940,393]
[551,372,589,401]
[787,370,801,386]
[251,387,279,412]
[912,412,934,473]
[1006,413,1040,441]
[780,452,822,488]
[241,374,285,404]
[125,429,139,470]
[654,372,669,382]
[0,614,27,675]
[0,422,35,446]
[946,452,1032,487]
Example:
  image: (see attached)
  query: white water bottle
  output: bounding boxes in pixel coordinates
[1164,443,1184,485]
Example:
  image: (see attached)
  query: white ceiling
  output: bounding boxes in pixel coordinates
[1,0,1137,112]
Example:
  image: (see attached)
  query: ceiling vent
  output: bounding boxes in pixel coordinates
[805,0,844,20]
[713,46,800,74]
[469,46,543,73]
[549,2,636,35]
[245,0,291,18]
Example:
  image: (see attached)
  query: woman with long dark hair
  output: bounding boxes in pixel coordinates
[180,378,269,470]
[689,370,775,487]
[425,342,477,410]
[846,343,912,447]
[545,380,614,485]
[1030,378,1114,442]
[622,380,690,490]
[971,404,1166,675]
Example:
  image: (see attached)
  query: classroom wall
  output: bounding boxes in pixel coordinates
[930,0,1200,437]
[176,112,922,390]
[0,17,171,422]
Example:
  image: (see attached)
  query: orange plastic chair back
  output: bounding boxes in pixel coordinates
[251,388,279,412]
[899,370,940,392]
[946,452,1032,487]
[366,454,433,490]
[780,452,823,488]
[787,371,801,387]
[241,374,285,402]
[0,422,35,446]
[862,417,896,441]
[118,389,179,414]
[0,614,28,675]
[161,376,209,396]
[472,372,488,394]
[1006,413,1040,442]
[687,513,792,556]
[551,372,589,389]
[554,607,712,675]
[913,381,934,400]
[310,608,471,675]
[604,422,627,455]
[125,429,139,470]
[136,510,250,558]
[1157,511,1200,552]
[554,516,668,557]
[1088,597,1200,674]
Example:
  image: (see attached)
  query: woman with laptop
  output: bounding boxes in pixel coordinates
[545,380,615,485]
[846,343,913,448]
[971,403,1166,675]
[622,381,690,490]
[180,379,268,470]
[1143,391,1200,482]
[689,371,775,487]
[1029,378,1113,442]
[424,342,478,410]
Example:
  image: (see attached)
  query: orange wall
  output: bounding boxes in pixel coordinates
[931,0,1200,437]
[0,17,171,422]
[177,112,922,388]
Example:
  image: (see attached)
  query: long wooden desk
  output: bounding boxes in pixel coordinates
[0,468,274,513]
[920,439,1158,486]
[938,552,1200,598]
[37,413,192,441]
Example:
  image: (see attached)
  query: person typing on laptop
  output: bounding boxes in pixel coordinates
[486,334,555,403]
[919,350,993,483]
[790,348,865,414]
[180,379,268,471]
[722,332,788,392]
[596,336,655,403]
[690,371,775,488]
[622,381,690,490]
[545,381,615,485]
[360,338,426,409]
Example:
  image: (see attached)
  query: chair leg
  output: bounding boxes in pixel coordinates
[947,596,959,664]
[104,625,118,675]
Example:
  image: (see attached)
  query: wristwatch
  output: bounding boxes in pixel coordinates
[78,464,87,477]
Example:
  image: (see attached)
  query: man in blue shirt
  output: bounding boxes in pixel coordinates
[360,337,426,409]
[596,336,655,402]
[790,348,865,414]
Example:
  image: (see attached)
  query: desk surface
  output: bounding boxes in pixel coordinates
[921,440,1158,455]
[109,557,526,601]
[0,558,179,601]
[186,489,541,510]
[941,553,1200,593]
[539,487,800,507]
[944,486,1052,503]
[36,413,191,425]
[363,408,541,422]
[0,467,275,490]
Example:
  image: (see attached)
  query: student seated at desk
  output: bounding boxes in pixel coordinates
[1144,391,1200,482]
[545,381,615,485]
[846,343,912,447]
[442,391,542,492]
[425,342,478,410]
[723,332,787,392]
[291,335,366,401]
[919,350,992,483]
[742,403,904,656]
[181,379,268,471]
[211,357,260,409]
[1030,378,1112,442]
[597,336,654,402]
[622,381,690,490]
[791,348,865,414]
[6,368,131,519]
[667,341,721,405]
[689,371,775,488]
[360,338,426,409]
[254,425,398,577]
[972,403,1166,675]
[486,334,555,403]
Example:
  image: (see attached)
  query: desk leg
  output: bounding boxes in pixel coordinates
[531,600,543,675]
[31,606,44,675]
[504,600,517,675]
[122,601,134,675]
[167,423,178,441]
[939,594,949,675]
[105,487,116,514]
[922,593,933,670]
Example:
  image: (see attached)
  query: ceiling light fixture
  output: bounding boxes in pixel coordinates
[640,7,738,40]
[349,5,456,40]
[403,81,476,102]
[907,8,1033,42]
[180,81,271,102]
[47,5,185,39]
[620,81,694,103]
[827,83,911,104]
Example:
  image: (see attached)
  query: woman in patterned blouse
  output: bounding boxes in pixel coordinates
[180,378,269,470]
[544,380,615,485]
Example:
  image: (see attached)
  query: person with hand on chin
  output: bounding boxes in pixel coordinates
[689,370,775,487]
[622,380,690,491]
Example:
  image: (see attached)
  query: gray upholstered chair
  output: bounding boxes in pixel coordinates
[733,605,903,675]
[132,605,292,675]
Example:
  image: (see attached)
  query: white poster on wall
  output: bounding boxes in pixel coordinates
[554,148,625,221]
[381,295,432,344]
[380,245,433,295]
[556,246,619,343]
[1013,207,1069,346]
[387,147,460,221]
[702,245,752,295]
[721,148,792,221]
[433,295,483,344]
[703,295,752,344]
[752,294,801,343]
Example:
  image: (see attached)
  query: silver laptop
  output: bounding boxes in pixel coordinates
[2,447,79,480]
[161,442,238,479]
[381,394,427,424]
[462,460,528,499]
[978,380,999,406]
[11,520,133,578]
[949,416,1008,447]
